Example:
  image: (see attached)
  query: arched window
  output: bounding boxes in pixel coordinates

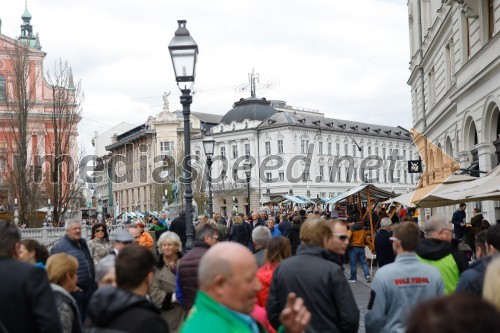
[0,75,6,103]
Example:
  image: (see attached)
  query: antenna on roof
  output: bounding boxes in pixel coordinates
[249,69,259,98]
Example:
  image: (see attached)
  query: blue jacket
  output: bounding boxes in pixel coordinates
[51,235,95,290]
[456,255,495,295]
[365,254,445,333]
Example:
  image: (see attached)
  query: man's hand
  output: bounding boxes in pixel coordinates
[279,292,311,333]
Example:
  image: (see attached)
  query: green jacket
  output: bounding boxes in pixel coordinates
[181,291,281,333]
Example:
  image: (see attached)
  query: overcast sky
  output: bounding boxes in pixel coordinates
[2,0,411,154]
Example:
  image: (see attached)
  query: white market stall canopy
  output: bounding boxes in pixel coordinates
[325,183,396,205]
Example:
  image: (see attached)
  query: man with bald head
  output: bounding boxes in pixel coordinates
[181,242,310,333]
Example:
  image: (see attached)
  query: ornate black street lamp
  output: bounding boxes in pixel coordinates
[202,136,215,218]
[244,161,252,216]
[169,20,198,251]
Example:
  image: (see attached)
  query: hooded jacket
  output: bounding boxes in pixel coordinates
[85,286,169,333]
[416,238,469,294]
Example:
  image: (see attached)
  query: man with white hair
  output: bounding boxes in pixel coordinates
[51,219,96,321]
[252,226,271,268]
[416,216,469,294]
[374,217,396,268]
[181,242,311,333]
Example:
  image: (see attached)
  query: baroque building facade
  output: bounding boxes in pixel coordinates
[408,0,499,222]
[193,97,418,216]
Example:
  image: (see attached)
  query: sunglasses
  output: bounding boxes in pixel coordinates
[333,233,349,241]
[95,229,105,233]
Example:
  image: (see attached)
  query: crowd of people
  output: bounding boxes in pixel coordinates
[1,202,500,333]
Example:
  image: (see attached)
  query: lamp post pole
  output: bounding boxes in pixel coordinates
[169,19,198,251]
[47,199,52,226]
[13,199,19,226]
[244,162,251,217]
[207,156,213,218]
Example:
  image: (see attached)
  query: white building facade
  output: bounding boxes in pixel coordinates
[193,98,418,216]
[408,0,499,222]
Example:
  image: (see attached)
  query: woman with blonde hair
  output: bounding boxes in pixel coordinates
[149,231,185,332]
[46,253,82,333]
[228,215,249,246]
[483,255,500,311]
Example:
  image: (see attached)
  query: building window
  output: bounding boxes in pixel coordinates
[319,142,323,155]
[278,140,284,154]
[375,147,379,157]
[245,143,250,157]
[160,141,174,156]
[265,141,271,155]
[232,145,238,158]
[220,146,226,159]
[319,166,324,181]
[279,172,285,181]
[360,146,364,158]
[328,143,332,155]
[301,140,309,154]
[329,166,333,182]
[488,0,495,40]
[0,75,5,103]
[403,149,407,160]
[302,171,310,181]
[368,146,372,155]
[428,67,436,107]
[266,172,272,183]
[195,151,200,162]
[344,144,348,155]
[336,143,340,155]
[353,145,357,157]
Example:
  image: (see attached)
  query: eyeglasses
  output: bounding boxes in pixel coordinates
[95,229,105,233]
[333,233,349,241]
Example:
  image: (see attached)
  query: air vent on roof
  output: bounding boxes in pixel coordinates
[362,127,370,132]
[374,129,381,133]
[268,119,276,125]
[384,130,392,135]
[312,120,321,126]
[404,133,410,137]
[326,122,334,128]
[395,131,402,136]
[350,126,358,131]
[298,118,306,124]
[338,124,346,129]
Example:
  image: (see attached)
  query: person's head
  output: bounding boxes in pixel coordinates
[483,256,500,312]
[232,215,243,225]
[252,226,271,250]
[95,255,116,288]
[157,231,182,258]
[266,217,276,230]
[19,239,49,265]
[196,223,219,247]
[178,210,186,219]
[128,225,141,245]
[475,230,488,259]
[486,223,500,255]
[459,203,467,211]
[113,230,134,252]
[325,220,349,255]
[380,217,392,228]
[480,220,491,230]
[214,212,221,221]
[198,242,261,314]
[424,216,453,242]
[160,212,166,220]
[473,207,481,214]
[292,216,301,225]
[259,211,267,220]
[46,253,79,292]
[251,212,259,221]
[0,220,21,258]
[407,293,500,333]
[136,222,145,233]
[116,245,156,295]
[300,218,332,247]
[91,223,109,240]
[392,222,421,254]
[198,214,208,225]
[265,236,291,264]
[65,219,82,241]
[299,209,306,217]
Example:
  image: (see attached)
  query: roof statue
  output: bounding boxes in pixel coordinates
[163,91,171,111]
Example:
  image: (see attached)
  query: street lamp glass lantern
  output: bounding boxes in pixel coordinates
[202,136,215,157]
[168,20,199,84]
[244,162,252,179]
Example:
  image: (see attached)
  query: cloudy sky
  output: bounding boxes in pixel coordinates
[2,0,411,154]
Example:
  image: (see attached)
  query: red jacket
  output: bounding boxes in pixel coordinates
[256,262,277,308]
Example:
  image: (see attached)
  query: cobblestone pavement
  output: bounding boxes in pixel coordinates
[342,263,379,333]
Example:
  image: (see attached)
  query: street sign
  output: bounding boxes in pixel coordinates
[408,160,423,173]
[87,201,92,207]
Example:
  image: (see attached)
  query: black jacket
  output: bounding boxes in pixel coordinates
[374,229,395,268]
[287,224,301,255]
[177,241,210,312]
[456,255,495,295]
[228,223,249,246]
[85,286,168,333]
[278,219,291,237]
[0,258,62,333]
[169,217,187,249]
[266,244,359,333]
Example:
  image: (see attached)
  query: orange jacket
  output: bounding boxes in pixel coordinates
[348,224,367,247]
[139,231,154,250]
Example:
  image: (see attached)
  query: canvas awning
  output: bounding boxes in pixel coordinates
[325,184,396,205]
[282,195,312,205]
[382,191,416,207]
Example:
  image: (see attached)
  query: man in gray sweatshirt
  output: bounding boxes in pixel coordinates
[365,222,445,333]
